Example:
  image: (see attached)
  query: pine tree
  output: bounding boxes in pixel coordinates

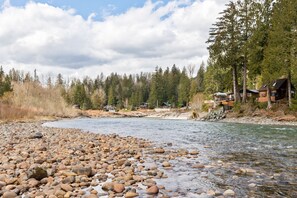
[207,2,241,102]
[263,0,297,107]
[197,61,205,92]
[178,68,190,107]
[238,0,258,102]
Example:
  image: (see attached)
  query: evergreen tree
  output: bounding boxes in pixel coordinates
[207,1,241,102]
[263,0,297,107]
[178,68,190,107]
[197,61,205,92]
[237,0,258,102]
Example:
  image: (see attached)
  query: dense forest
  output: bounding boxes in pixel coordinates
[0,64,205,110]
[206,0,297,108]
[0,0,296,112]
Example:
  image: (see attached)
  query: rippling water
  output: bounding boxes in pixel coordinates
[44,118,297,197]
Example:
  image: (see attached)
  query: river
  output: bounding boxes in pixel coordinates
[43,118,297,197]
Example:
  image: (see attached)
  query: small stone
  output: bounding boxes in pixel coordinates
[189,150,199,155]
[113,183,125,193]
[125,191,139,198]
[91,189,98,194]
[72,166,92,177]
[31,132,43,139]
[86,195,98,198]
[28,178,39,187]
[146,185,159,195]
[61,183,73,192]
[0,181,6,188]
[2,191,17,198]
[192,164,205,169]
[207,190,215,196]
[223,189,235,196]
[64,192,71,198]
[248,183,256,188]
[154,148,165,154]
[102,182,114,191]
[162,161,171,167]
[55,189,66,197]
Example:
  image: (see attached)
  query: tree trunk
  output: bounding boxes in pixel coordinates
[288,72,292,108]
[242,60,247,103]
[267,85,272,109]
[232,64,240,102]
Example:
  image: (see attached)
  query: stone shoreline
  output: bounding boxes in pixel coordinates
[0,122,201,198]
[220,116,297,126]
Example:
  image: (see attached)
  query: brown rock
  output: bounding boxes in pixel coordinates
[86,195,98,198]
[192,164,205,169]
[154,148,165,154]
[28,178,39,188]
[146,185,159,195]
[2,191,17,198]
[125,191,139,198]
[162,161,171,167]
[61,183,73,192]
[189,150,199,155]
[72,166,92,177]
[0,181,6,188]
[102,182,114,191]
[113,183,125,193]
[55,189,66,197]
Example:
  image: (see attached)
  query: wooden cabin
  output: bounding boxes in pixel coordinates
[240,89,259,100]
[258,78,295,103]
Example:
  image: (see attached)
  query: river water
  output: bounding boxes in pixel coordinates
[43,118,297,197]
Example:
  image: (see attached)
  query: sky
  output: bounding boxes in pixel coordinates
[0,0,229,80]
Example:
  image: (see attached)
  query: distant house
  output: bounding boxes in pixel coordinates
[258,78,295,103]
[240,89,259,100]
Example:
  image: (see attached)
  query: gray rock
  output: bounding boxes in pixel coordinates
[28,167,48,181]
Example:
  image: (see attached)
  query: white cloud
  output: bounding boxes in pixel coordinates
[0,0,228,78]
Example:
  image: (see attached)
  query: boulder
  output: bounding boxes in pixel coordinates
[28,167,48,181]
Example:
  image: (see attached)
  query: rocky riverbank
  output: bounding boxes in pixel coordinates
[0,122,203,198]
[221,115,297,126]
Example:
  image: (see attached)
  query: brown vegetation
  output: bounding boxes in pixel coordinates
[0,82,78,121]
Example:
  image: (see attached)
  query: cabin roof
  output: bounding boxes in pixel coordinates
[259,78,295,91]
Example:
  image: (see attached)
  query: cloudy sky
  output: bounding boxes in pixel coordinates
[0,0,228,79]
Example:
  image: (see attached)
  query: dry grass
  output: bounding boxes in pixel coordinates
[191,93,205,111]
[0,103,35,121]
[0,82,78,121]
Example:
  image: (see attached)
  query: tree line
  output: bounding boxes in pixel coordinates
[2,64,205,110]
[206,0,297,108]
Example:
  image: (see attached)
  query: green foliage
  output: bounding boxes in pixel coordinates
[0,67,13,97]
[232,102,242,113]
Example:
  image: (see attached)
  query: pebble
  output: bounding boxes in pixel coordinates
[2,191,17,198]
[162,161,171,167]
[146,185,159,194]
[113,183,125,193]
[125,191,139,198]
[223,189,235,196]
